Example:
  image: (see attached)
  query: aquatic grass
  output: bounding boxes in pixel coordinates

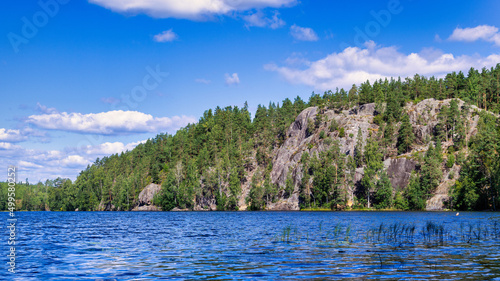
[281,225,293,243]
[345,223,352,242]
[422,221,448,245]
[367,222,416,244]
[273,218,500,248]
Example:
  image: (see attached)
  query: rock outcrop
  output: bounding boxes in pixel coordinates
[132,183,162,211]
[268,102,377,210]
[263,98,485,211]
[385,158,417,191]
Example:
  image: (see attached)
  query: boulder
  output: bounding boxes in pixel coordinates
[137,183,161,206]
[131,183,162,211]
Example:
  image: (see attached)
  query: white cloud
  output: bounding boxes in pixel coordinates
[448,25,500,46]
[89,0,297,19]
[36,102,58,114]
[0,139,151,182]
[290,24,319,41]
[61,155,90,167]
[195,78,211,84]
[265,41,500,90]
[0,142,22,150]
[225,73,240,85]
[27,110,196,135]
[18,160,44,169]
[243,11,285,29]
[0,128,26,142]
[84,140,146,155]
[154,29,178,42]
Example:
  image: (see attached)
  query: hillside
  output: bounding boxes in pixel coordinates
[2,66,500,212]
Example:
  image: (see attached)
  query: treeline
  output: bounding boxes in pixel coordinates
[1,65,499,211]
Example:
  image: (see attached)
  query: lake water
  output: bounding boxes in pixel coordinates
[1,211,500,280]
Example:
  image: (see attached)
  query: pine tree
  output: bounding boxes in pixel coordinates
[397,113,415,154]
[405,172,426,210]
[374,172,393,209]
[354,128,364,167]
[362,137,383,208]
[420,143,443,195]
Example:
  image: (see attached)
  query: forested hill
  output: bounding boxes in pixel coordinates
[2,65,500,212]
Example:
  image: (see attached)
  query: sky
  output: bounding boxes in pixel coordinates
[1,0,500,183]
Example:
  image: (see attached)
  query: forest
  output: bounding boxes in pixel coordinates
[1,65,499,212]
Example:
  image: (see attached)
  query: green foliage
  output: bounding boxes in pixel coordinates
[306,118,315,137]
[397,113,415,154]
[319,130,325,139]
[446,154,455,169]
[360,137,384,208]
[329,119,339,132]
[382,121,394,147]
[405,173,427,210]
[338,127,345,138]
[285,172,294,198]
[354,128,364,168]
[373,114,383,126]
[315,112,324,128]
[374,172,393,209]
[394,191,408,210]
[385,90,402,122]
[453,177,479,211]
[420,143,443,195]
[450,112,500,211]
[6,65,500,212]
[309,141,346,209]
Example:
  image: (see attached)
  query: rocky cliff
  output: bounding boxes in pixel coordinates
[139,98,490,211]
[257,98,484,211]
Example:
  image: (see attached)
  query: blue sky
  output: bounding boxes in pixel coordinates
[1,0,500,182]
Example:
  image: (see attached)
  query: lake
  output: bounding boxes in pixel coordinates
[1,211,500,280]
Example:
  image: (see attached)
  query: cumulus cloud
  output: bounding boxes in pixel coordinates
[27,110,196,135]
[225,73,240,85]
[84,140,146,155]
[265,41,500,90]
[89,0,297,19]
[0,128,27,142]
[0,139,149,182]
[448,25,500,46]
[290,24,319,41]
[18,160,44,169]
[243,11,285,29]
[154,29,178,42]
[61,155,90,167]
[36,102,58,114]
[0,142,22,150]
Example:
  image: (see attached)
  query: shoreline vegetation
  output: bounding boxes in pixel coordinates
[2,66,500,213]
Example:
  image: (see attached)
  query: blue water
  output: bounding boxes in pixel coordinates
[1,211,500,280]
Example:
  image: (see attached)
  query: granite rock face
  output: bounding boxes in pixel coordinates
[132,183,162,211]
[127,99,488,211]
[264,99,486,211]
[268,103,376,210]
[385,158,417,191]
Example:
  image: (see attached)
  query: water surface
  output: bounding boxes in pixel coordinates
[1,211,499,280]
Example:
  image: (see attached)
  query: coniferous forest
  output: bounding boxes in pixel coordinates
[1,66,500,212]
